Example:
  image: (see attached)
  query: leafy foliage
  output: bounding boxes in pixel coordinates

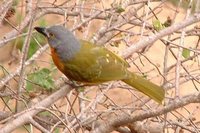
[182,48,190,59]
[26,68,54,91]
[78,87,85,92]
[15,19,47,59]
[152,19,165,31]
[115,6,125,13]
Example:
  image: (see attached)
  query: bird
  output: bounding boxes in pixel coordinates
[34,25,165,103]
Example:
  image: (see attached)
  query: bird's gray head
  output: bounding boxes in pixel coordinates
[34,25,81,61]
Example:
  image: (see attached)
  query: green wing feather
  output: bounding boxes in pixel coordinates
[63,40,130,83]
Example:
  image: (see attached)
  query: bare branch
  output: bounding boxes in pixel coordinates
[0,85,72,133]
[122,13,200,58]
[92,93,200,133]
[0,0,13,25]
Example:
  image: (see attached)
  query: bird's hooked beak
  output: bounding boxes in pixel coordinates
[34,27,48,37]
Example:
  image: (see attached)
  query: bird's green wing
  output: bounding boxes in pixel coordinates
[63,40,130,83]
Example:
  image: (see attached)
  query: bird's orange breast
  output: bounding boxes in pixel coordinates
[50,47,65,73]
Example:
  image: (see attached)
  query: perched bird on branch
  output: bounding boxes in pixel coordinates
[35,25,165,103]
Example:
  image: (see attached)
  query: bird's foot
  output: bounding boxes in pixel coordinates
[64,80,88,88]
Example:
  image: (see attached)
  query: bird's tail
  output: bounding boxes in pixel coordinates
[122,72,165,104]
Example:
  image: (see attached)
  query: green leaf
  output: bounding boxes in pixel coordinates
[26,68,54,91]
[13,0,20,6]
[26,81,34,92]
[85,96,90,99]
[15,32,46,59]
[152,19,165,31]
[27,33,46,58]
[182,48,190,58]
[54,128,60,133]
[16,12,23,24]
[39,111,51,116]
[38,18,47,27]
[78,87,85,92]
[28,40,39,59]
[115,6,125,13]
